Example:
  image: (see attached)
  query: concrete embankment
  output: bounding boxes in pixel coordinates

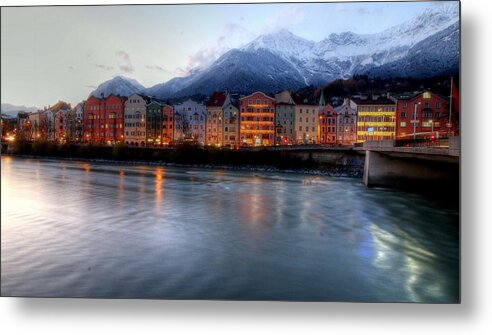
[4,143,365,178]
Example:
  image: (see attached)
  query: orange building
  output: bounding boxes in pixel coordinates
[239,91,275,146]
[161,104,174,145]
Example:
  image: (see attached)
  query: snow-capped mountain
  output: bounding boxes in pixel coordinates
[95,2,459,99]
[1,103,39,116]
[89,75,145,98]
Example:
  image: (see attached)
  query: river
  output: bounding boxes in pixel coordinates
[1,156,459,302]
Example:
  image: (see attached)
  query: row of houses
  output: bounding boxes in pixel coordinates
[3,87,458,148]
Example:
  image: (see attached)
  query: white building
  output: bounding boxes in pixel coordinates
[124,94,150,147]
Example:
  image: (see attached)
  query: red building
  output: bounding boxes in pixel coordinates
[239,91,276,146]
[318,92,337,145]
[392,91,451,139]
[83,95,126,144]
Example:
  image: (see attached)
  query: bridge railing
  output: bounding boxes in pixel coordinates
[394,137,449,148]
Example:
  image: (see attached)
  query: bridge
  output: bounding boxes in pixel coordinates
[360,137,459,190]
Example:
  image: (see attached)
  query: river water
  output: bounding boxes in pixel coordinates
[1,156,459,302]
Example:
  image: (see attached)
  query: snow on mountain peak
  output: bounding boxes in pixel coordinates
[90,76,145,98]
[243,28,315,58]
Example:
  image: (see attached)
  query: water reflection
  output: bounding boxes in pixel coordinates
[155,168,164,213]
[1,156,459,302]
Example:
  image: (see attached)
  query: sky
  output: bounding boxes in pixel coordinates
[1,1,458,108]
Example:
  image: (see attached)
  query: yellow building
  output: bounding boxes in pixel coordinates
[351,96,396,143]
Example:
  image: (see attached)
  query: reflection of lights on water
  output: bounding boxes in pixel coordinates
[84,163,91,173]
[155,168,164,212]
[369,223,444,302]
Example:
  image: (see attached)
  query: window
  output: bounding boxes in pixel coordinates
[403,103,408,108]
[423,92,432,99]
[425,103,430,109]
[400,112,407,118]
[436,112,441,118]
[436,102,441,109]
[400,122,407,128]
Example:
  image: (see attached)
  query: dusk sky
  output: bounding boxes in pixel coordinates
[1,1,457,108]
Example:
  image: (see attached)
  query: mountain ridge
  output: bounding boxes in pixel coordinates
[87,2,459,100]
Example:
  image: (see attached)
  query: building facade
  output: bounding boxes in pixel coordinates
[318,92,337,145]
[222,97,239,149]
[66,102,84,142]
[275,90,296,145]
[335,98,357,146]
[292,94,318,145]
[146,100,163,147]
[352,96,396,143]
[206,92,227,147]
[83,95,126,145]
[161,104,174,146]
[54,109,69,143]
[239,91,275,146]
[27,111,44,141]
[173,99,207,145]
[124,94,149,147]
[392,91,450,139]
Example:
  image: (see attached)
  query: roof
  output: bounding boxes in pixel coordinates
[390,91,449,102]
[240,91,275,101]
[291,92,317,105]
[207,91,227,107]
[350,96,395,106]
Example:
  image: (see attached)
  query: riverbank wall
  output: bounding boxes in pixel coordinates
[3,142,365,178]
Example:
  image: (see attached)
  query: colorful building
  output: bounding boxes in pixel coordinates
[66,102,84,142]
[206,91,227,147]
[275,90,296,145]
[1,114,17,141]
[173,99,207,145]
[222,95,239,149]
[124,94,150,147]
[27,110,45,141]
[318,92,337,145]
[391,91,450,139]
[352,96,396,143]
[292,94,318,145]
[239,91,275,146]
[161,104,174,146]
[83,95,126,145]
[54,108,70,143]
[335,98,357,146]
[146,100,164,147]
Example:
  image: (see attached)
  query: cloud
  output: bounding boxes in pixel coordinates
[85,85,97,89]
[223,21,244,35]
[68,66,74,71]
[172,20,254,77]
[115,50,134,73]
[146,64,165,72]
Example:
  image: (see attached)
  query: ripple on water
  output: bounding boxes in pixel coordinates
[1,156,459,301]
